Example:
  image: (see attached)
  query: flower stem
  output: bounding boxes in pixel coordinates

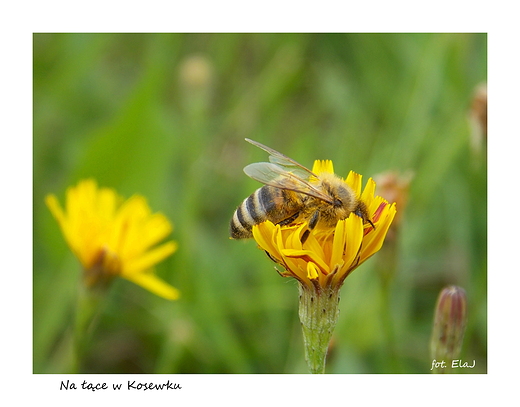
[375,233,402,372]
[298,282,341,374]
[72,283,106,373]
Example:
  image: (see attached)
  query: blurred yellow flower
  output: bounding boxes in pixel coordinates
[45,179,179,300]
[252,162,397,290]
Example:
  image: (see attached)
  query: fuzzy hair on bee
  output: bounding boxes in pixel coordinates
[230,138,374,240]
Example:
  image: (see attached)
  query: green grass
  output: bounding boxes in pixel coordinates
[33,33,487,373]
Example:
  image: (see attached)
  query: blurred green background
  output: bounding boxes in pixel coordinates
[33,33,487,374]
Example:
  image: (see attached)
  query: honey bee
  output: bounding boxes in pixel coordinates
[230,138,375,241]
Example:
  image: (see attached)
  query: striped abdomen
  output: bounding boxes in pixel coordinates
[230,185,303,239]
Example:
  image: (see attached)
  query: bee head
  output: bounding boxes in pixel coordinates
[330,183,355,209]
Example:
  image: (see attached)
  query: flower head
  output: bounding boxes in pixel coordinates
[45,179,179,300]
[250,161,396,373]
[252,161,396,290]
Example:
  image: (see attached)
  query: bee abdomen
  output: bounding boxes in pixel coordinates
[230,188,268,239]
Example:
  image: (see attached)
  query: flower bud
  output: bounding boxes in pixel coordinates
[430,286,468,373]
[178,54,214,126]
[469,82,487,155]
[373,170,411,284]
[179,54,214,91]
[374,170,413,235]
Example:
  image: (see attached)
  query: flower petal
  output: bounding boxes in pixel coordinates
[124,241,178,276]
[345,171,362,196]
[307,262,320,280]
[330,219,346,269]
[45,194,66,226]
[282,249,330,275]
[312,160,335,175]
[124,272,180,300]
[343,215,364,269]
[360,202,396,263]
[361,177,376,207]
[253,221,281,259]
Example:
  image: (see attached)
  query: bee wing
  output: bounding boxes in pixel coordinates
[245,138,317,179]
[244,162,334,204]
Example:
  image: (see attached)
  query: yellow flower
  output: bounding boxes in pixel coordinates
[252,161,397,290]
[251,160,396,373]
[45,179,180,300]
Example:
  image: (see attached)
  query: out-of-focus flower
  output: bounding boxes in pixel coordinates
[374,170,413,234]
[469,82,487,155]
[179,54,214,90]
[45,179,179,300]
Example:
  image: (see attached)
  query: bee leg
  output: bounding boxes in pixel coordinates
[354,209,376,230]
[265,250,284,267]
[277,211,300,226]
[301,210,320,244]
[308,210,320,230]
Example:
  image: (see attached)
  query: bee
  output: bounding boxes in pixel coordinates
[230,138,375,241]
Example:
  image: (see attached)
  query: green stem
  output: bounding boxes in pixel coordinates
[71,283,106,373]
[298,282,340,374]
[376,236,400,372]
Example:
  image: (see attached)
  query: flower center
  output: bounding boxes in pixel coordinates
[84,246,122,288]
